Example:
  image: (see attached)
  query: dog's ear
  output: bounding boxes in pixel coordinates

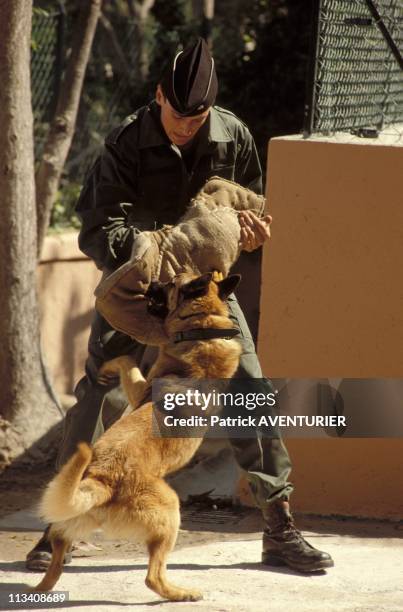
[180,272,213,299]
[217,274,241,300]
[146,281,169,318]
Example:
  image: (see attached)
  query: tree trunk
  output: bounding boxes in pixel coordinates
[191,0,204,20]
[0,0,61,464]
[191,0,215,47]
[202,0,215,48]
[35,0,102,256]
[129,0,155,84]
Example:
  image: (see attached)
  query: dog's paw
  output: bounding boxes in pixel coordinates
[182,589,203,602]
[97,358,122,386]
[169,588,203,602]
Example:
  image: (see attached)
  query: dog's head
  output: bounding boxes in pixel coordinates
[145,271,241,328]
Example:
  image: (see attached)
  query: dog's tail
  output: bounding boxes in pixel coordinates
[39,443,111,523]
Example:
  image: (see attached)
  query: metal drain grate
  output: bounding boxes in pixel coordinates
[181,507,247,526]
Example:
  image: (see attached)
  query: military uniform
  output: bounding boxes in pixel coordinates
[77,102,262,268]
[58,100,294,508]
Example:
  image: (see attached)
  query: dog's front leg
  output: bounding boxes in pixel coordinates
[98,356,149,409]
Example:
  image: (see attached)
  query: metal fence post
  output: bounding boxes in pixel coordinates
[303,0,322,137]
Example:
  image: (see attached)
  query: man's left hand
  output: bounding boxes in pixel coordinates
[238,210,273,252]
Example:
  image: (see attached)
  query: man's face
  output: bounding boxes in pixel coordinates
[156,85,210,146]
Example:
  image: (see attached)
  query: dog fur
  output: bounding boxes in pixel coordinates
[33,271,241,602]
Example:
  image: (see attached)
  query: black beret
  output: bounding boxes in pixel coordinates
[161,38,218,117]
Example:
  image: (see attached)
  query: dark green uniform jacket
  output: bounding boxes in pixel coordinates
[76,100,262,271]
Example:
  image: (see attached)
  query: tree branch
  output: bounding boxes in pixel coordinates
[99,10,131,78]
[35,0,103,257]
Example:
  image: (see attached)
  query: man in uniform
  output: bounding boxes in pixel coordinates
[26,39,333,573]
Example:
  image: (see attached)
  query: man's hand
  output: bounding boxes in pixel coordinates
[238,210,273,252]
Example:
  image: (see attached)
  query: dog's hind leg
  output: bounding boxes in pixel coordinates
[142,480,203,602]
[32,534,72,592]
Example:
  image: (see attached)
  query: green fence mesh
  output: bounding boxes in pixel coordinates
[306,0,403,134]
[31,9,62,157]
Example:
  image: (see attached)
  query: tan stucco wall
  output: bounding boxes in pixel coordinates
[38,233,101,395]
[257,134,403,519]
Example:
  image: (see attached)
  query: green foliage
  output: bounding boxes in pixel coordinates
[33,7,49,17]
[213,0,312,169]
[50,181,82,232]
[33,0,312,230]
[134,0,200,104]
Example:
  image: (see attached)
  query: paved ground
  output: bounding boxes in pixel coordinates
[0,505,402,612]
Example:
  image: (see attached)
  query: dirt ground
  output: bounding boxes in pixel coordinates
[1,463,402,561]
[1,465,403,611]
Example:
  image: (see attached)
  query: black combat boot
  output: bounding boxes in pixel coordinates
[25,526,72,571]
[262,499,334,572]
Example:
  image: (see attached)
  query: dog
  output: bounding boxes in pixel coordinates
[33,271,242,602]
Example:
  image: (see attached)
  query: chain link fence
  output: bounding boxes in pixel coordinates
[31,8,64,159]
[304,0,403,137]
[31,7,146,171]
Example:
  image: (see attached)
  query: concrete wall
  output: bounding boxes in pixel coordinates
[257,133,403,519]
[38,233,101,395]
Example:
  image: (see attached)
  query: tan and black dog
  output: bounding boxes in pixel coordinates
[33,271,241,602]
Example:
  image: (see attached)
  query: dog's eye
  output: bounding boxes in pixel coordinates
[146,283,166,301]
[147,299,169,319]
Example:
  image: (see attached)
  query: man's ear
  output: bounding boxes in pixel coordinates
[217,274,241,300]
[180,272,213,299]
[156,84,164,106]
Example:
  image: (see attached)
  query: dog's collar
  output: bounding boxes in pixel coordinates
[171,328,240,344]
